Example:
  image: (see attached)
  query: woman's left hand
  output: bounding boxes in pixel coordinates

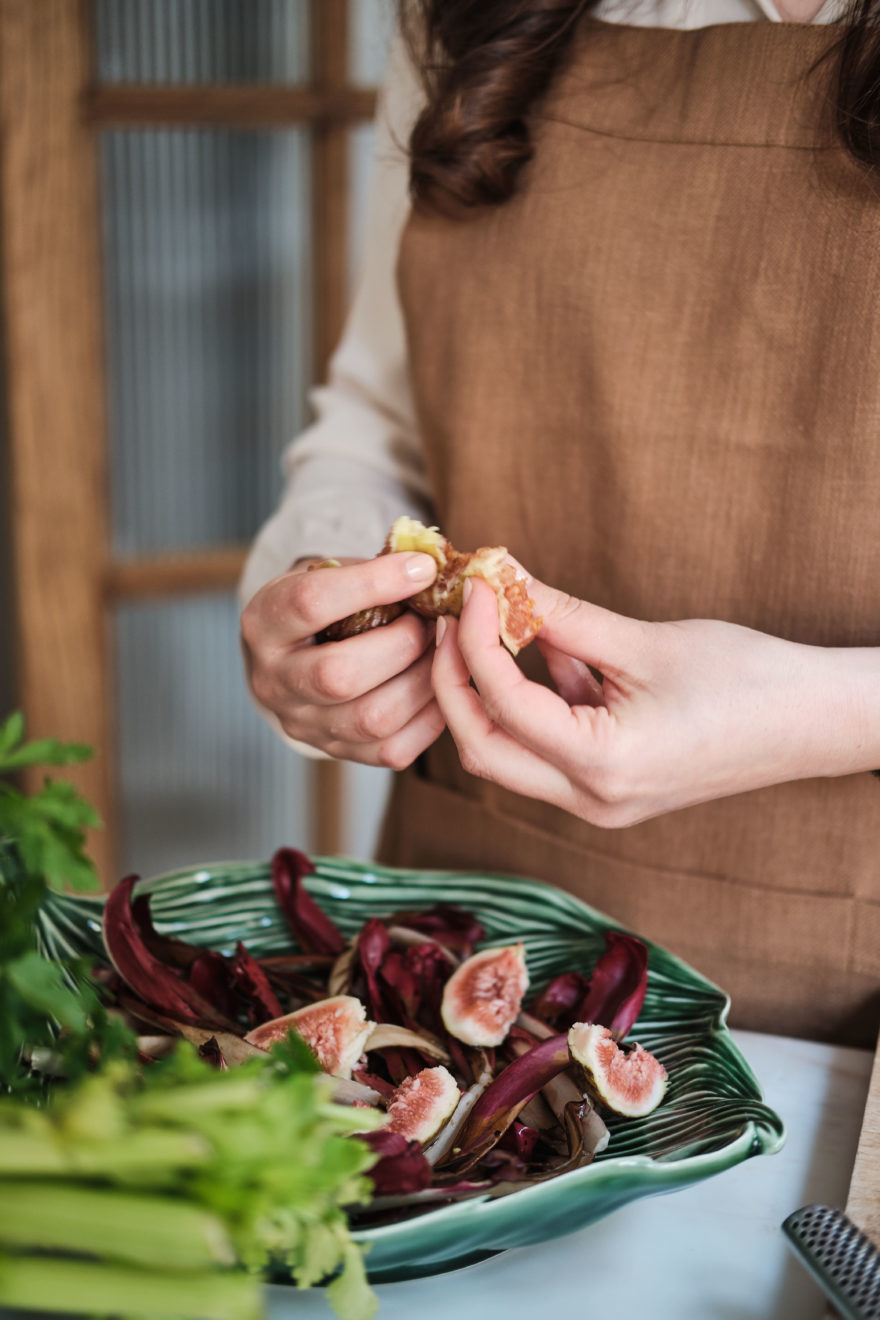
[430,573,880,828]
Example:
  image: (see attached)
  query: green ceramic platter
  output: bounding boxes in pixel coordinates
[37,857,785,1284]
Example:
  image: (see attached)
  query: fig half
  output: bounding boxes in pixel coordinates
[385,1066,461,1144]
[245,994,373,1079]
[441,944,529,1047]
[567,1022,667,1118]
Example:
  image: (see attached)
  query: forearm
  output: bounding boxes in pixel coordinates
[796,642,880,780]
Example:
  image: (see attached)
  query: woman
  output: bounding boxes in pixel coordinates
[240,0,880,1046]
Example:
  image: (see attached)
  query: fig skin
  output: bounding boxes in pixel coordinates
[245,994,373,1080]
[441,944,529,1048]
[385,1066,461,1144]
[567,1022,667,1118]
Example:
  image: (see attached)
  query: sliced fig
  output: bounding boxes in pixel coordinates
[385,1066,461,1144]
[568,1022,667,1118]
[441,944,529,1047]
[244,994,373,1079]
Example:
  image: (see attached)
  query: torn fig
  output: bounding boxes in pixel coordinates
[316,517,541,654]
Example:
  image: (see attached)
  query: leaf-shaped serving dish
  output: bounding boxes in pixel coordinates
[39,856,785,1283]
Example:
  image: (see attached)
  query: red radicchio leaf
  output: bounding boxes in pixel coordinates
[357,919,392,1022]
[437,1033,571,1175]
[131,895,201,971]
[576,931,649,1040]
[403,943,453,1037]
[500,1120,540,1163]
[103,876,234,1030]
[359,1129,432,1195]
[353,1068,396,1100]
[271,847,344,956]
[378,951,420,1020]
[530,971,590,1031]
[229,942,283,1023]
[387,905,485,955]
[356,923,425,1083]
[189,951,242,1022]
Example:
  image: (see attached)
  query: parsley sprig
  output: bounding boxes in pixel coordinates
[0,711,100,894]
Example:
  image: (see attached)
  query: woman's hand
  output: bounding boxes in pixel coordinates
[240,553,446,767]
[431,574,880,827]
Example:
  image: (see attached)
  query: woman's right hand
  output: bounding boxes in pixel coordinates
[240,552,445,768]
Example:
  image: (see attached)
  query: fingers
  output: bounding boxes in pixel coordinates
[272,630,445,763]
[435,578,615,775]
[241,551,437,650]
[323,693,447,771]
[539,639,606,708]
[431,610,580,806]
[289,611,434,708]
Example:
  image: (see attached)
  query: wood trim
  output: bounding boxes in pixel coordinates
[310,0,352,857]
[86,83,376,128]
[844,1030,880,1244]
[106,548,249,601]
[0,0,116,886]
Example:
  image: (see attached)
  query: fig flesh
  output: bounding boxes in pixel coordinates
[245,994,373,1079]
[568,1022,667,1118]
[441,944,529,1047]
[385,1066,461,1144]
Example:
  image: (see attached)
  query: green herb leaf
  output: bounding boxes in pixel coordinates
[6,952,90,1033]
[0,712,100,893]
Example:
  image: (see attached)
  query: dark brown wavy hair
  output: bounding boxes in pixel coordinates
[399,0,880,217]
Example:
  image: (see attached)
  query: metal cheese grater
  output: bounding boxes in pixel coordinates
[783,1205,880,1320]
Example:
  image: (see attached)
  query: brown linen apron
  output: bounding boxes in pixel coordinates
[379,19,880,1047]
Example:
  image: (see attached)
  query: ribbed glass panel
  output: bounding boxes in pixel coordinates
[95,0,309,83]
[115,595,310,876]
[101,129,312,556]
[96,1,395,873]
[347,123,377,296]
[350,0,395,86]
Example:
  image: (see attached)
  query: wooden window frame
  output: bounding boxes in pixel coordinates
[1,0,378,882]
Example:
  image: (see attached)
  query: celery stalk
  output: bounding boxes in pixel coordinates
[0,1127,208,1179]
[0,1252,263,1320]
[0,1182,235,1271]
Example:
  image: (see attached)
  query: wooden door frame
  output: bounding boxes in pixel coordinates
[0,0,377,884]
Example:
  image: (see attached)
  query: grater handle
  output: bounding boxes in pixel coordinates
[783,1204,880,1320]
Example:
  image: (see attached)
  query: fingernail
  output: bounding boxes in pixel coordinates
[462,578,473,604]
[435,615,447,645]
[404,552,436,581]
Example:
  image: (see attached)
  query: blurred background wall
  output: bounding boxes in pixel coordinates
[1,0,397,885]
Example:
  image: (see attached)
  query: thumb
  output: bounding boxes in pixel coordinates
[527,578,648,679]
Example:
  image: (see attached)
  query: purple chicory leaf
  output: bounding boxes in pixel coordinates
[386,905,485,955]
[356,919,392,1022]
[437,1033,571,1175]
[378,950,421,1020]
[505,1120,540,1163]
[130,894,201,971]
[103,876,235,1030]
[188,951,242,1022]
[271,847,344,956]
[353,1068,396,1100]
[576,931,649,1040]
[229,942,283,1023]
[530,971,590,1031]
[359,1129,432,1196]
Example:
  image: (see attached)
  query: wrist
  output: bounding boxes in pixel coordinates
[793,643,880,780]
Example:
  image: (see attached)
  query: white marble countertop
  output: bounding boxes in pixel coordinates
[266,1029,874,1320]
